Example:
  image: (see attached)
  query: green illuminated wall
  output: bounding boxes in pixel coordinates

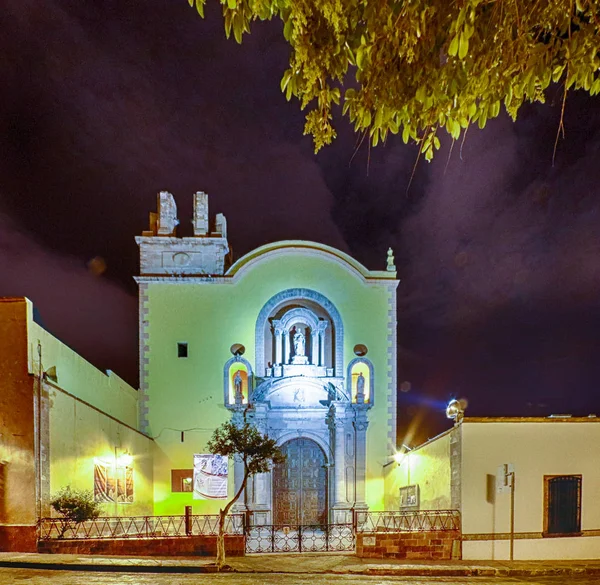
[48,386,154,516]
[140,242,397,515]
[27,299,154,517]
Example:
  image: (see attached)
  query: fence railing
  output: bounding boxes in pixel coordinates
[40,509,460,541]
[354,510,460,533]
[39,513,244,540]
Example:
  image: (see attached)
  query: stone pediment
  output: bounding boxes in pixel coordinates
[252,376,346,408]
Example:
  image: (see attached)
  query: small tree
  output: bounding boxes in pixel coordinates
[207,420,285,570]
[50,486,102,538]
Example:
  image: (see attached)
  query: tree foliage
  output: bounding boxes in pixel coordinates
[187,0,600,159]
[208,420,284,569]
[50,486,102,538]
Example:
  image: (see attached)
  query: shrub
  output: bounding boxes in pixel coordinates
[50,486,102,538]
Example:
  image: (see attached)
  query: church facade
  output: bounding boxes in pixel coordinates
[136,191,399,523]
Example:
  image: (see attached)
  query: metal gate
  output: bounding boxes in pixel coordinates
[273,438,327,525]
[245,523,355,553]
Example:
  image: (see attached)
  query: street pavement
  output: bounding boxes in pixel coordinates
[2,552,600,579]
[1,568,600,584]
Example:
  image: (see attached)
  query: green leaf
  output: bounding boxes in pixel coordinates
[233,14,242,43]
[356,46,365,70]
[402,124,410,144]
[280,70,292,92]
[458,32,469,59]
[227,0,236,8]
[283,17,293,41]
[362,109,372,128]
[448,35,459,57]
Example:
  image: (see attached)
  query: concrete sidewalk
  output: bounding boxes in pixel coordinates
[2,552,600,577]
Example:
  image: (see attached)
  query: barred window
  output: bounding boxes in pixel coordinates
[544,475,582,536]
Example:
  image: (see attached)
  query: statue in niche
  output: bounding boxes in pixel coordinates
[356,372,366,404]
[293,327,306,357]
[233,371,244,406]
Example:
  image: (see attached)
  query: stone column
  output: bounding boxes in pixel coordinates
[284,329,291,364]
[310,329,318,365]
[330,402,351,523]
[317,322,328,367]
[231,409,247,513]
[246,403,272,525]
[353,405,369,511]
[273,321,283,365]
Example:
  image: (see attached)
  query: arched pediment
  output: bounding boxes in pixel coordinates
[252,376,346,408]
[255,288,343,376]
[276,307,320,332]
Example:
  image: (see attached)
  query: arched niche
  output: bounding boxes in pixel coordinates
[347,357,374,405]
[255,288,344,376]
[273,307,326,367]
[223,356,253,407]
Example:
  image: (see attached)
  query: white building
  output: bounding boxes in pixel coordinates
[389,416,600,560]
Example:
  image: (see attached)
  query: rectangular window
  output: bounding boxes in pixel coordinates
[171,469,193,493]
[177,342,188,358]
[544,475,582,536]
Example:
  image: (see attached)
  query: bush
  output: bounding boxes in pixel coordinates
[50,487,102,537]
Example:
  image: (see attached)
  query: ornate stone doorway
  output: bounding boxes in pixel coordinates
[273,438,327,525]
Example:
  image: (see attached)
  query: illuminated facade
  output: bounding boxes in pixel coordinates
[0,190,399,552]
[136,191,399,522]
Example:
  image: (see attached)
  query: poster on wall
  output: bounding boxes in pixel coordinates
[94,461,134,503]
[193,454,228,500]
[399,484,419,510]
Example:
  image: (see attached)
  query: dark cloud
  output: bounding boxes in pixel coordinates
[0,212,137,382]
[1,0,600,442]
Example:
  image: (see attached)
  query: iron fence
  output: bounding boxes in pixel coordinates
[354,509,460,533]
[245,524,354,554]
[39,509,459,544]
[39,513,244,540]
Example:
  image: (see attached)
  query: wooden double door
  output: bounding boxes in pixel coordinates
[273,438,327,525]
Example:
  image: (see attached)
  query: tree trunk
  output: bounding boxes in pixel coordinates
[215,469,248,571]
[216,510,227,569]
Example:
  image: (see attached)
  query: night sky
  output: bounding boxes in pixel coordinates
[2,0,600,444]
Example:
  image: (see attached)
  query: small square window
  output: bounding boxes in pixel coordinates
[177,342,188,358]
[171,469,193,493]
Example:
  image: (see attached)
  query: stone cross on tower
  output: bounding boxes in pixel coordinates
[156,191,179,236]
[193,191,209,236]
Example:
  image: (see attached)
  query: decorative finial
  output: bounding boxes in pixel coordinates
[386,247,396,272]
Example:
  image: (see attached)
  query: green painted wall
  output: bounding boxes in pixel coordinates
[143,246,396,514]
[48,386,154,516]
[387,430,452,510]
[28,321,138,428]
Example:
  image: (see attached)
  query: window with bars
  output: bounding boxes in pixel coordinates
[544,475,582,536]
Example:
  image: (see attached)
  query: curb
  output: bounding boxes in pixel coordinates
[0,561,222,574]
[2,561,600,577]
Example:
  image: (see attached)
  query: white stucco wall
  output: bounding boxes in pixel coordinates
[461,418,600,560]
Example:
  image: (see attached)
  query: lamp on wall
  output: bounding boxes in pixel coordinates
[446,399,466,422]
[118,452,133,467]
